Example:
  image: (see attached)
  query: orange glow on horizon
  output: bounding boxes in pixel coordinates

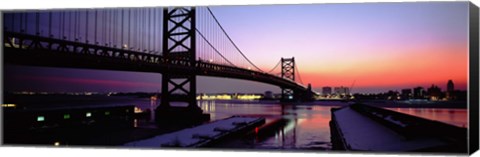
[297,45,467,91]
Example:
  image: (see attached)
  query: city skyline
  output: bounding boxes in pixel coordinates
[3,2,469,94]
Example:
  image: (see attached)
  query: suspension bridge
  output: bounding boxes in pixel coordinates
[2,7,317,124]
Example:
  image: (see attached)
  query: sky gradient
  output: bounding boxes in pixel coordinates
[3,2,470,94]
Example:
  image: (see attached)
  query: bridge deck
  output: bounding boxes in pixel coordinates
[4,32,311,94]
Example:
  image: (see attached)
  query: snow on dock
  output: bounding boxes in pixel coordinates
[124,116,264,148]
[331,107,446,151]
[330,103,467,152]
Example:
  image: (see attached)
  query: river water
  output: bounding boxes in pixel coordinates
[5,95,468,149]
[131,98,468,150]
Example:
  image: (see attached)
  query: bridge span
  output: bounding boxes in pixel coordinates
[3,7,317,124]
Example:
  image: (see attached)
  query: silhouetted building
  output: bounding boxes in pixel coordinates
[334,86,350,96]
[413,86,425,99]
[401,88,412,100]
[322,86,332,96]
[446,80,455,100]
[386,90,400,100]
[264,91,274,99]
[427,84,442,100]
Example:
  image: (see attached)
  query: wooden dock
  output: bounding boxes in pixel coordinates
[330,103,467,153]
[124,116,265,148]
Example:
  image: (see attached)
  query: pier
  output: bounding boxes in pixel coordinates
[330,103,467,152]
[124,116,265,148]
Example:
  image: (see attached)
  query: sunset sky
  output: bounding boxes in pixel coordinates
[3,2,470,94]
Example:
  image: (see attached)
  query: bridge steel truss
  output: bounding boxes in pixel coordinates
[160,7,198,110]
[281,57,296,101]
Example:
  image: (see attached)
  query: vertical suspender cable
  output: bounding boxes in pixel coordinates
[62,12,65,39]
[147,8,151,52]
[140,8,143,51]
[35,12,39,35]
[10,13,15,32]
[23,13,28,34]
[94,10,97,44]
[20,13,23,32]
[48,12,52,37]
[154,8,156,53]
[104,10,107,45]
[24,13,28,33]
[85,10,89,43]
[135,9,138,50]
[121,9,124,48]
[69,11,72,40]
[128,9,131,49]
[113,9,116,46]
[73,11,76,40]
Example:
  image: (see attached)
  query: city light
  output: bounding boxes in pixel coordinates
[1,104,16,108]
[86,112,92,117]
[237,94,262,100]
[54,142,60,146]
[134,107,143,113]
[63,114,70,119]
[197,94,262,100]
[37,116,45,122]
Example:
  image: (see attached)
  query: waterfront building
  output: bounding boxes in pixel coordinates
[427,84,442,101]
[446,80,455,100]
[413,86,425,99]
[447,80,454,92]
[401,88,412,100]
[322,86,332,96]
[264,91,274,99]
[334,86,350,96]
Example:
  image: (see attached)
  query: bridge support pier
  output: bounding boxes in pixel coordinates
[281,57,296,102]
[155,7,209,126]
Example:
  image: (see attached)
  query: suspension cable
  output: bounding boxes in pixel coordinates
[294,63,304,84]
[267,60,281,73]
[196,29,236,67]
[206,7,264,72]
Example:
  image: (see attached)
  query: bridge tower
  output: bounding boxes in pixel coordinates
[281,57,296,101]
[156,7,208,125]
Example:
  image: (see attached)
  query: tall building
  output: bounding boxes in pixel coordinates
[447,80,454,92]
[447,80,455,100]
[401,88,412,99]
[413,86,425,99]
[322,86,332,96]
[334,86,350,96]
[427,84,442,100]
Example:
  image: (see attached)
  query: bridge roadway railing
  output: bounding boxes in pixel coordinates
[3,31,308,92]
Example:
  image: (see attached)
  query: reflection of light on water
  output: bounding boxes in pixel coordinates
[386,107,467,128]
[199,101,217,120]
[134,119,138,128]
[283,119,306,133]
[134,107,143,113]
[150,100,156,122]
